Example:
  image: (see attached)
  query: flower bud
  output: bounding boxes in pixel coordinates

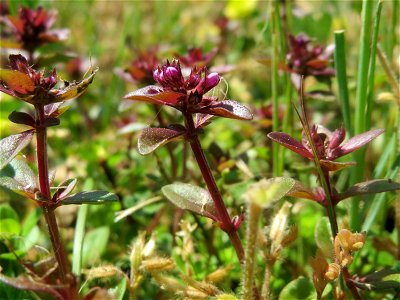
[204,72,220,92]
[325,263,340,281]
[329,127,346,149]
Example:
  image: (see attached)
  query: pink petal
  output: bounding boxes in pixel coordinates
[268,132,314,159]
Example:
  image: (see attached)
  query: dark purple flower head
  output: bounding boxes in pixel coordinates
[268,125,383,171]
[124,58,252,121]
[286,34,335,78]
[3,6,68,52]
[0,54,96,105]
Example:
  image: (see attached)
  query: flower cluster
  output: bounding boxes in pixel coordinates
[286,34,335,78]
[125,59,252,120]
[2,6,68,52]
[0,54,96,105]
[334,229,365,267]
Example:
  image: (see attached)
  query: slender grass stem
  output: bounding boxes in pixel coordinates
[271,5,283,176]
[334,31,352,136]
[183,113,245,263]
[366,1,383,130]
[351,0,374,231]
[377,44,400,102]
[72,204,88,276]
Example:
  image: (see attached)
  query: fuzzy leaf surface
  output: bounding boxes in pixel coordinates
[0,130,35,170]
[138,126,185,155]
[162,182,218,220]
[200,100,253,120]
[124,85,183,106]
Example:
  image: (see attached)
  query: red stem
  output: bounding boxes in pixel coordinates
[342,268,362,300]
[35,105,76,299]
[183,113,245,263]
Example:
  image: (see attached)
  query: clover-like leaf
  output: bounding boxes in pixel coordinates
[161,182,218,221]
[268,132,314,159]
[200,100,253,120]
[350,269,400,291]
[124,85,183,106]
[138,126,186,155]
[61,191,118,205]
[338,179,400,201]
[8,111,35,127]
[52,178,77,202]
[245,177,296,208]
[0,130,35,170]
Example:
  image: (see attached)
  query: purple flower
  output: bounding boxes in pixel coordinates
[286,34,335,78]
[268,125,383,172]
[0,54,96,105]
[2,6,69,52]
[125,59,252,121]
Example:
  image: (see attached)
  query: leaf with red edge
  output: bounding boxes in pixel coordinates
[52,68,98,102]
[138,126,186,155]
[268,132,314,160]
[338,179,400,201]
[44,102,70,118]
[320,160,356,172]
[52,178,77,202]
[200,100,253,120]
[161,182,218,221]
[0,274,63,300]
[8,111,35,127]
[335,129,384,157]
[0,69,35,94]
[124,85,184,106]
[0,130,35,170]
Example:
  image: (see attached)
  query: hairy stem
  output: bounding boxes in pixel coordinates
[183,113,245,263]
[35,105,75,299]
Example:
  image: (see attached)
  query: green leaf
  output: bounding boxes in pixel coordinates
[82,226,110,267]
[0,219,21,238]
[109,277,127,300]
[0,204,19,221]
[339,179,400,200]
[161,182,218,220]
[315,217,333,257]
[0,130,35,170]
[351,269,400,290]
[245,177,296,208]
[279,277,317,300]
[61,191,119,205]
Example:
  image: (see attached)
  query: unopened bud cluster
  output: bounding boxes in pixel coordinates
[334,229,365,267]
[153,59,220,97]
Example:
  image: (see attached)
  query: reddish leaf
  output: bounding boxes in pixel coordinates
[124,85,183,106]
[336,129,384,157]
[200,100,253,120]
[43,117,60,127]
[52,178,77,202]
[0,130,35,169]
[267,132,314,159]
[195,113,214,128]
[138,126,186,155]
[0,274,63,300]
[338,179,400,201]
[8,111,35,127]
[0,69,35,94]
[306,58,329,69]
[287,180,320,201]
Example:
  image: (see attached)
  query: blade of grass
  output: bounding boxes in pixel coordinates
[377,44,400,103]
[334,30,352,136]
[72,204,88,276]
[351,0,375,231]
[366,1,383,131]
